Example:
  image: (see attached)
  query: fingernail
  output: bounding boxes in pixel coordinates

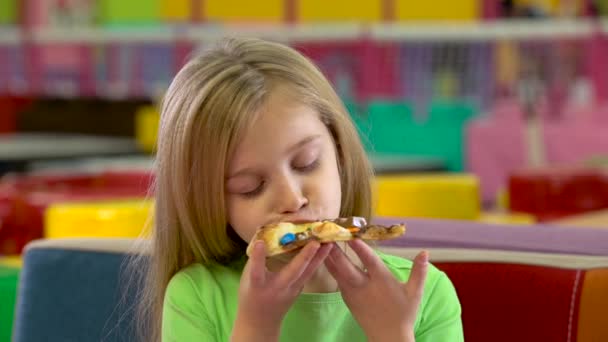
[419,251,429,264]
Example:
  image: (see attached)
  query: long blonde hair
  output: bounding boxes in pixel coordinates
[134,37,374,342]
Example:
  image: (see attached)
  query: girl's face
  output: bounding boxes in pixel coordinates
[226,90,342,244]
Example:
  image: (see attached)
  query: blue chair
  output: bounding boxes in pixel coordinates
[13,239,144,342]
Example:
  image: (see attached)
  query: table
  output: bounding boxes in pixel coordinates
[0,133,143,175]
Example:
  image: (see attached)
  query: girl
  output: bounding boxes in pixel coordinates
[138,37,463,342]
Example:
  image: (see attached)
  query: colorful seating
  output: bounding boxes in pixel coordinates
[13,233,608,342]
[374,174,480,220]
[380,247,608,342]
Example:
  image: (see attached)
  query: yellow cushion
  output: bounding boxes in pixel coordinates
[298,0,382,22]
[161,0,191,21]
[205,0,284,22]
[44,200,154,239]
[375,174,480,219]
[395,0,479,21]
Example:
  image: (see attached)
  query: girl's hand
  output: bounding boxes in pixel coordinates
[324,240,428,342]
[231,241,333,342]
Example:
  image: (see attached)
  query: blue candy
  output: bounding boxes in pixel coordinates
[279,232,296,246]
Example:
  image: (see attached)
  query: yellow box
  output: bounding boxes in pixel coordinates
[375,174,480,220]
[205,0,284,22]
[161,0,191,21]
[135,105,160,153]
[395,0,479,21]
[478,212,536,225]
[45,200,154,239]
[298,0,382,22]
[0,256,22,269]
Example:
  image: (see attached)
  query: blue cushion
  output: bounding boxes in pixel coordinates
[14,247,145,342]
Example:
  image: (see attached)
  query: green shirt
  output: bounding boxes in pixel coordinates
[162,251,463,341]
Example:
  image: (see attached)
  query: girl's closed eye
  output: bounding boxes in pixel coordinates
[293,148,321,173]
[227,177,265,198]
[241,185,264,198]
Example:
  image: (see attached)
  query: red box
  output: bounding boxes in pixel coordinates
[508,167,608,221]
[0,171,153,254]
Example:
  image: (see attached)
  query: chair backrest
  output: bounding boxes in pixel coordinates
[379,247,608,342]
[13,238,146,342]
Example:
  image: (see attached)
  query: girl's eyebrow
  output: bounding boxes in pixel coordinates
[228,134,321,179]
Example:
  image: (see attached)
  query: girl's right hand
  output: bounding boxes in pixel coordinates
[231,240,333,342]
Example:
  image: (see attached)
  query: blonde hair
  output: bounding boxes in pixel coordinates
[134,37,374,342]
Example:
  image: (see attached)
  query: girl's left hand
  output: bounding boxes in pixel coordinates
[324,239,429,342]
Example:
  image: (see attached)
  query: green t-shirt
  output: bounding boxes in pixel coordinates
[162,251,463,341]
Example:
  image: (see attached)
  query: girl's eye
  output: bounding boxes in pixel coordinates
[293,159,320,173]
[293,148,320,173]
[241,182,264,198]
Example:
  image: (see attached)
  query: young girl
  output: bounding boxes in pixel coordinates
[139,37,463,342]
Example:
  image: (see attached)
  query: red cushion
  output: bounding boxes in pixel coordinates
[435,262,582,342]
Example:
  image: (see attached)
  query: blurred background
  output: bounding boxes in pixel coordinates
[2,1,608,341]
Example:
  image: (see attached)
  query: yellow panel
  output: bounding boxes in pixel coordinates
[374,174,480,220]
[395,0,479,21]
[205,0,284,22]
[161,0,191,21]
[45,200,154,239]
[298,0,382,22]
[135,105,160,153]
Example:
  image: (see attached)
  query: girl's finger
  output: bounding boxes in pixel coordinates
[347,239,388,277]
[325,244,366,286]
[248,241,268,286]
[290,243,333,289]
[404,251,429,303]
[276,241,320,285]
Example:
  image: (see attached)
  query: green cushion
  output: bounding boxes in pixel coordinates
[427,99,477,125]
[99,0,161,26]
[0,0,16,25]
[366,100,414,154]
[359,100,478,171]
[0,265,20,342]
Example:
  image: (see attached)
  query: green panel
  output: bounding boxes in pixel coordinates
[99,0,161,26]
[366,100,414,154]
[361,100,479,172]
[0,0,16,25]
[424,100,479,171]
[426,99,477,125]
[0,266,20,342]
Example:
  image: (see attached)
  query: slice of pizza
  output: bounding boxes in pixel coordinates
[246,217,405,257]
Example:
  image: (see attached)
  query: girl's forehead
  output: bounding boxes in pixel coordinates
[229,102,329,166]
